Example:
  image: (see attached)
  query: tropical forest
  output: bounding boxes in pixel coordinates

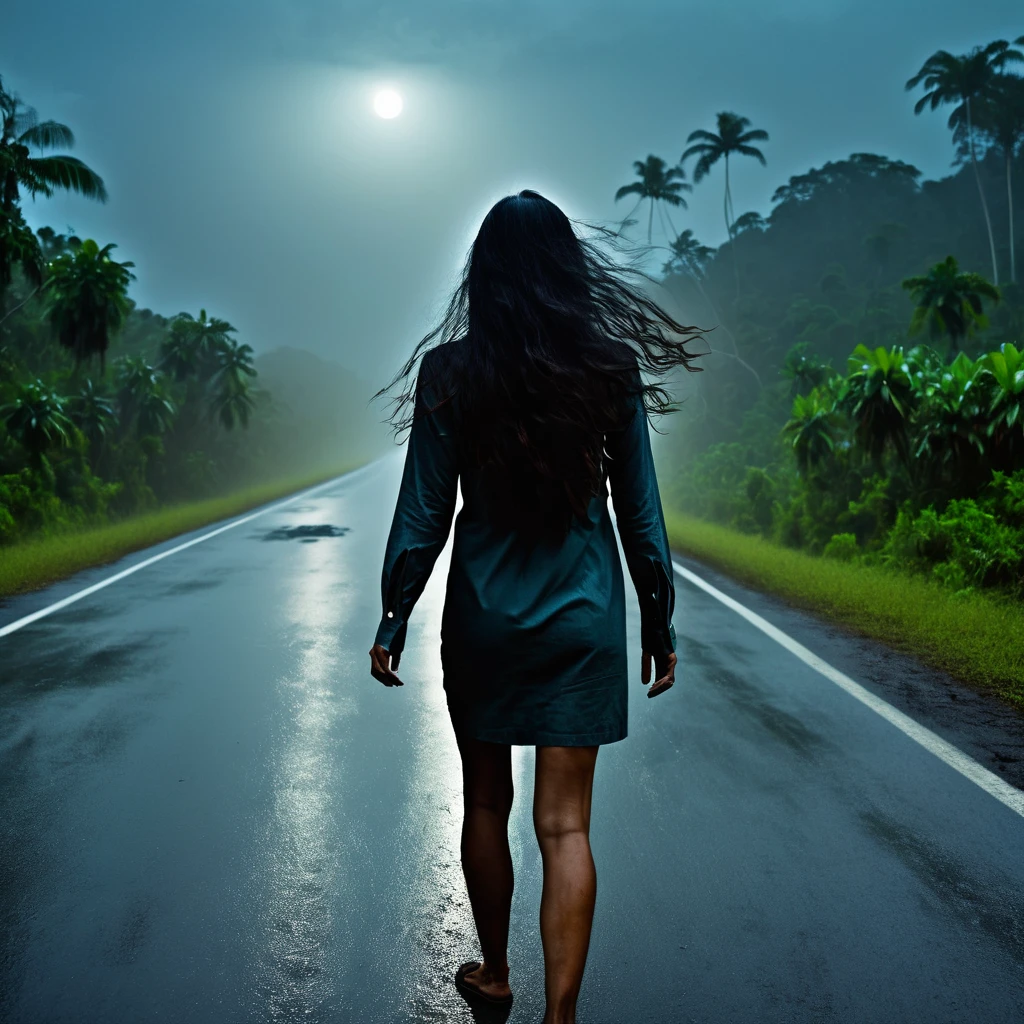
[0,73,383,585]
[2,35,1023,698]
[604,37,1024,628]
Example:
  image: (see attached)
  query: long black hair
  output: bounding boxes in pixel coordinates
[375,189,707,540]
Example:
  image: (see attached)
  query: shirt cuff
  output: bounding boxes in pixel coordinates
[374,614,407,653]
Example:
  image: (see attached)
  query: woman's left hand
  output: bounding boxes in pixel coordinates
[369,644,404,686]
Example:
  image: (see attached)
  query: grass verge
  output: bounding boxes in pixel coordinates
[0,463,363,601]
[665,511,1024,710]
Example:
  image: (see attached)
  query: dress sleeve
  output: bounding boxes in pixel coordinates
[605,387,677,661]
[373,356,459,656]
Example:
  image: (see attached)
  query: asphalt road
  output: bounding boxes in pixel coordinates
[2,456,1023,1024]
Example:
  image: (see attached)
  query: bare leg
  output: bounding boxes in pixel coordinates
[534,745,599,1024]
[454,730,515,1001]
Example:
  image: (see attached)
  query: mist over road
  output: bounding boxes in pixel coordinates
[2,458,1023,1024]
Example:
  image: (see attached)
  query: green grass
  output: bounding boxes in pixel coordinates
[665,511,1024,710]
[0,463,363,600]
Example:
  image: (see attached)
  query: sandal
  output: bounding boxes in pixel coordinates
[454,961,514,1007]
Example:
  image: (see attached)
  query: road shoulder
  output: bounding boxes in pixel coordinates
[671,551,1024,795]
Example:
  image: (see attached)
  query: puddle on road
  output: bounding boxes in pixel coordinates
[261,524,350,543]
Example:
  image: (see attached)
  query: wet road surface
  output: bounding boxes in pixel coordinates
[2,456,1023,1024]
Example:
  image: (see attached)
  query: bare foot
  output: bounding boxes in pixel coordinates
[462,961,512,1001]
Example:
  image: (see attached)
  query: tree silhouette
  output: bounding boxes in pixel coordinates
[212,338,258,430]
[0,76,106,302]
[115,357,176,436]
[662,229,716,277]
[45,239,135,372]
[955,73,1024,285]
[681,112,769,299]
[614,155,691,244]
[902,256,1000,354]
[906,41,1023,284]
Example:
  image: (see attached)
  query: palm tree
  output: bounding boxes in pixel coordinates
[661,229,716,276]
[681,112,769,298]
[45,239,135,372]
[911,351,989,492]
[959,74,1024,284]
[614,156,692,244]
[0,77,105,304]
[158,326,201,383]
[840,344,916,466]
[0,77,107,214]
[212,338,257,430]
[0,379,73,468]
[72,379,117,449]
[906,42,1023,285]
[783,390,840,475]
[781,343,830,398]
[902,256,1000,354]
[115,357,176,436]
[163,309,237,380]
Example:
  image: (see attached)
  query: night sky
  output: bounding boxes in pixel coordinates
[4,0,1020,379]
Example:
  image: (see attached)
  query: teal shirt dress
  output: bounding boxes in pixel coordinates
[373,347,677,746]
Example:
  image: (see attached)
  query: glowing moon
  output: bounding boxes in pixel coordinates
[374,89,403,119]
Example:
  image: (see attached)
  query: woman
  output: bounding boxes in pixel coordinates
[369,190,703,1023]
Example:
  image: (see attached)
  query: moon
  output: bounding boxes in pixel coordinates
[373,89,403,119]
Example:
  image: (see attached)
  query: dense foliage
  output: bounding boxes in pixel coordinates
[667,342,1024,594]
[0,74,381,548]
[615,35,1024,599]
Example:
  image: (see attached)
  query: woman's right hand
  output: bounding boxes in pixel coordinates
[641,650,676,698]
[369,644,404,687]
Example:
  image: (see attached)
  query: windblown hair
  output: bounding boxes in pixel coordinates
[375,189,707,540]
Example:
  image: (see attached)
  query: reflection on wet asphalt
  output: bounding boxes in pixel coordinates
[1,454,1023,1023]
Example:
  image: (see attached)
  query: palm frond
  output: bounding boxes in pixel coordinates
[684,129,720,145]
[691,151,719,183]
[736,144,767,164]
[27,156,108,202]
[10,101,38,140]
[19,120,75,150]
[906,50,956,90]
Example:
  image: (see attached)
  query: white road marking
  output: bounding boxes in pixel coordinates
[0,465,375,640]
[672,561,1024,820]
[4,461,1019,820]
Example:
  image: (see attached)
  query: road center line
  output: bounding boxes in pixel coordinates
[672,561,1024,820]
[0,465,374,641]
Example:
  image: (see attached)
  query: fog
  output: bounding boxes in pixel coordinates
[6,0,1017,384]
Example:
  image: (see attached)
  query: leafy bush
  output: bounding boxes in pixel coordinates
[671,329,1024,598]
[823,532,859,561]
[882,498,1024,594]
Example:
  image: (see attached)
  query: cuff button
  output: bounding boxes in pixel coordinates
[387,611,394,618]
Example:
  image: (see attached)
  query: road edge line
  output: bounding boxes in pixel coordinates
[0,464,376,640]
[672,560,1024,820]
